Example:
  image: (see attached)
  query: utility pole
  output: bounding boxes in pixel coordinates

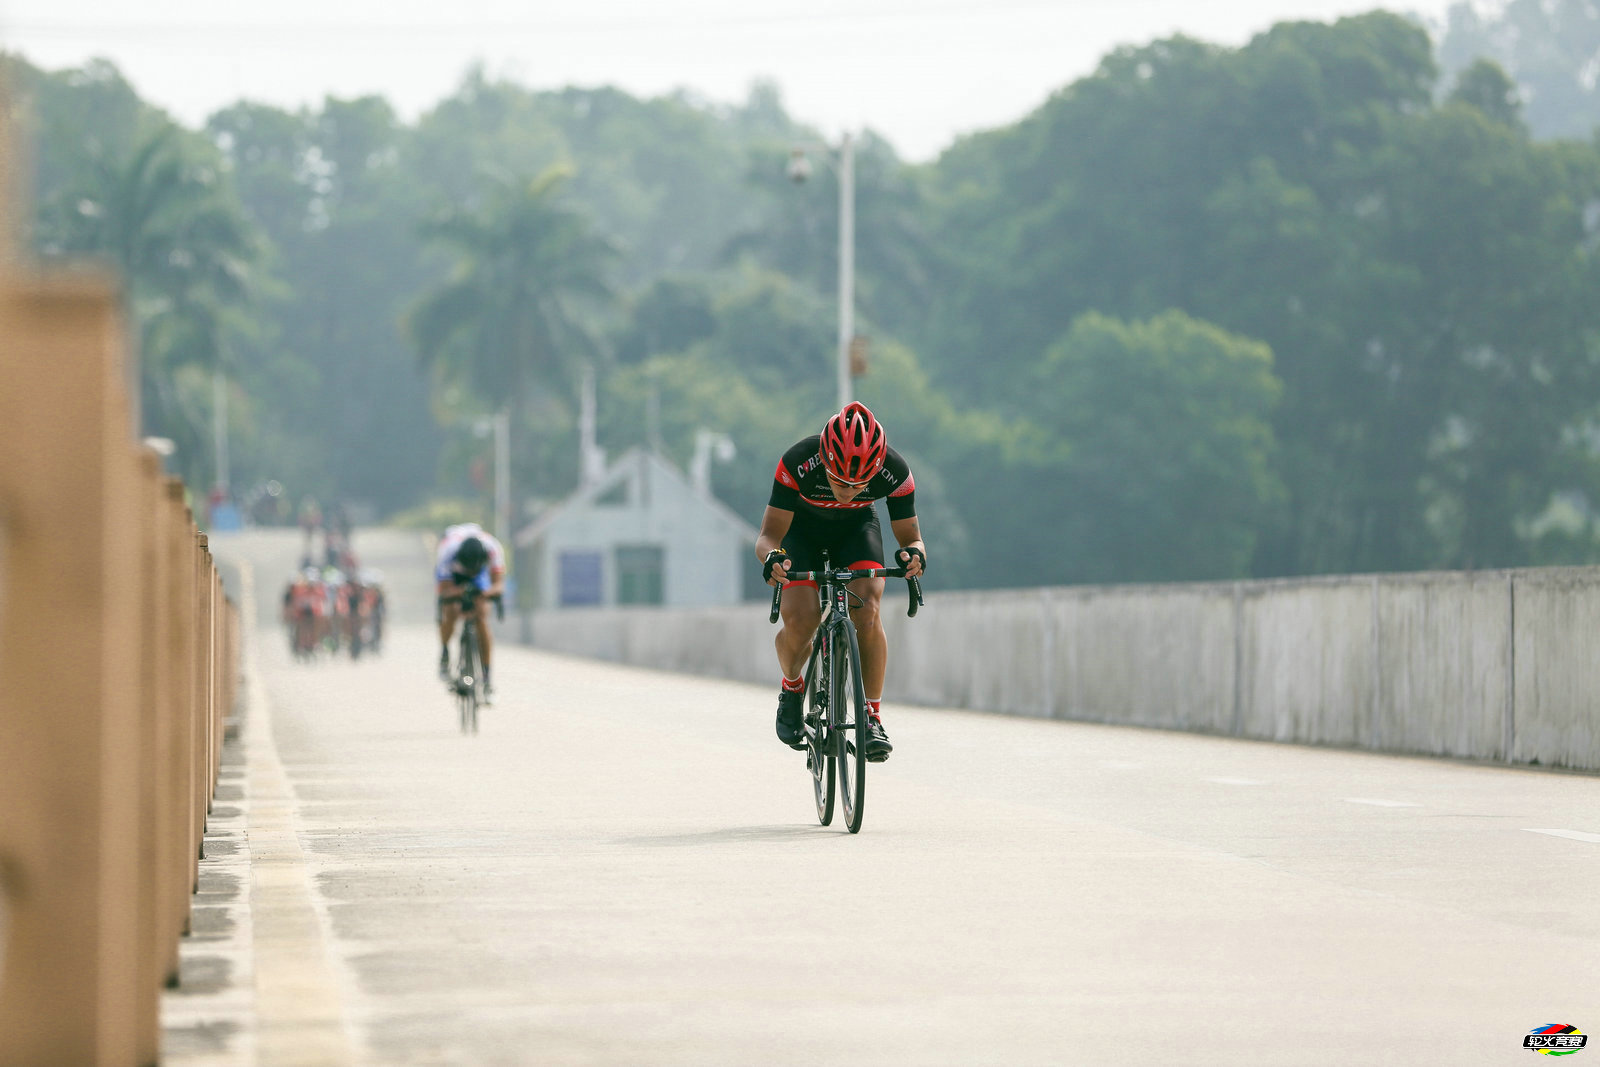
[212,366,229,494]
[835,131,854,412]
[493,407,510,544]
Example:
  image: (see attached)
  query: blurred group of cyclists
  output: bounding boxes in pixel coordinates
[281,502,388,662]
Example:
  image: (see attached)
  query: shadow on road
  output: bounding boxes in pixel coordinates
[613,824,846,848]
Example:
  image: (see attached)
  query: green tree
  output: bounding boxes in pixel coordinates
[1024,312,1284,583]
[35,120,262,486]
[410,167,618,500]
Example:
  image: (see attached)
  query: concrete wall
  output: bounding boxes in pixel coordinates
[525,566,1600,772]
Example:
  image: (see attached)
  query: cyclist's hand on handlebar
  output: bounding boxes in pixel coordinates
[763,549,791,587]
[897,546,926,578]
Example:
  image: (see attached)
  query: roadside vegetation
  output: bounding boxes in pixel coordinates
[7,7,1600,586]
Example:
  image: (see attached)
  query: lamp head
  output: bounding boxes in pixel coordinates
[787,148,812,184]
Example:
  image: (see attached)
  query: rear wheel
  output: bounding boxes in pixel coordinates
[836,619,868,833]
[804,640,835,826]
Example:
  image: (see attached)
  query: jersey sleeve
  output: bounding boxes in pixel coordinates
[767,445,805,511]
[768,458,800,511]
[883,451,917,521]
[485,534,507,575]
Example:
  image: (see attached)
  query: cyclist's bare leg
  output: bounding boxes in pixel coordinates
[847,574,887,701]
[476,598,493,668]
[436,579,460,648]
[776,588,823,679]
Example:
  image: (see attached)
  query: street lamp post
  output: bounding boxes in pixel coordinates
[493,407,510,545]
[473,409,511,543]
[790,132,856,412]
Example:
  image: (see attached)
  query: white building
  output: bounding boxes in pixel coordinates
[514,448,763,610]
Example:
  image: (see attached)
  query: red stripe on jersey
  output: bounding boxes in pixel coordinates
[774,462,798,489]
[798,496,873,509]
[889,472,916,497]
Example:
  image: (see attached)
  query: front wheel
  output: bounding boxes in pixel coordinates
[835,619,868,833]
[457,625,481,735]
[804,639,835,826]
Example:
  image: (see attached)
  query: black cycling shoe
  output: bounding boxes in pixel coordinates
[864,716,893,762]
[776,689,806,749]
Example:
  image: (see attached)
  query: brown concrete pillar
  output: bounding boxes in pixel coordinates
[166,488,197,938]
[192,534,211,875]
[158,491,187,977]
[0,278,143,1066]
[133,451,172,1066]
[210,571,223,796]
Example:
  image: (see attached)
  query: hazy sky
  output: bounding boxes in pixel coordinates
[1,0,1448,161]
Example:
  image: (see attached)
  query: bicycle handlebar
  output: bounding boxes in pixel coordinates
[768,566,924,624]
[439,590,505,621]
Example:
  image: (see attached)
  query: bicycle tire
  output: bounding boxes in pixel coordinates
[804,638,835,826]
[458,623,480,735]
[294,610,317,660]
[836,617,868,833]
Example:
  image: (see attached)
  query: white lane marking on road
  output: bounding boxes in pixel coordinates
[1524,828,1600,844]
[1344,798,1422,808]
[1204,777,1265,786]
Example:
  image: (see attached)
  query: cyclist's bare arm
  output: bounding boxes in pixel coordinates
[756,506,795,585]
[889,515,926,577]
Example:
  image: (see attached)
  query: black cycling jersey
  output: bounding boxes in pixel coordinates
[768,435,917,523]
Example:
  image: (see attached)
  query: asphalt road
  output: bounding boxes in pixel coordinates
[198,528,1600,1065]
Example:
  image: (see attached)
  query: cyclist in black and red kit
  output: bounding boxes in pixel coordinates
[755,402,927,761]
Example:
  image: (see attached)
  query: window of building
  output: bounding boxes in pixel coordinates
[594,481,629,507]
[615,544,664,605]
[558,550,603,606]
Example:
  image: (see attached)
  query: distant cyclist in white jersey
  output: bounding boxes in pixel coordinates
[435,523,507,698]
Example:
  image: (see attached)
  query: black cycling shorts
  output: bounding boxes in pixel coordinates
[780,509,884,587]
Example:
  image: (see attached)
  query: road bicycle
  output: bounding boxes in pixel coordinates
[289,605,318,661]
[770,557,922,833]
[440,587,501,735]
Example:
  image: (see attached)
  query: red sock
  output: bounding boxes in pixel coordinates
[867,699,881,719]
[781,675,804,693]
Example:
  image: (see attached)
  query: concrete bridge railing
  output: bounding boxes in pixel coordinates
[0,274,240,1067]
[526,567,1598,773]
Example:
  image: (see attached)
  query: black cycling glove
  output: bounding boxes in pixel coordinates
[899,546,926,572]
[763,549,790,582]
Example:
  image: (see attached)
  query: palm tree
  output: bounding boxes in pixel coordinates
[38,122,262,485]
[409,167,617,412]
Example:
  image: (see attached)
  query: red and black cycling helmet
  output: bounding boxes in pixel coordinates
[821,401,888,485]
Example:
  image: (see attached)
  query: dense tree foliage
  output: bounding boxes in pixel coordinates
[901,13,1600,576]
[9,8,1600,587]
